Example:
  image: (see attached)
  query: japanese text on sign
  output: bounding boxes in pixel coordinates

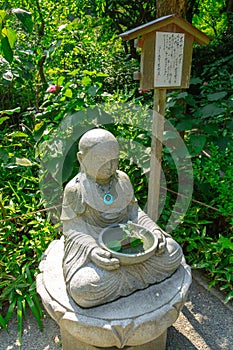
[154,32,185,87]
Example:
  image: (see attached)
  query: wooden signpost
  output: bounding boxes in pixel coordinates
[119,14,210,221]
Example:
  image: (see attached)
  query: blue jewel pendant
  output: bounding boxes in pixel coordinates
[104,193,114,205]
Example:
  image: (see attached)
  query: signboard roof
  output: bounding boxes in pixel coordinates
[119,14,210,45]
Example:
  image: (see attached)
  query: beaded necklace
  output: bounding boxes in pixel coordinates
[96,176,114,205]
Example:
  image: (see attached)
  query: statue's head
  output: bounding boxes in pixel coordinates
[78,129,119,182]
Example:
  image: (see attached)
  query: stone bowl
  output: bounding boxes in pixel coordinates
[99,222,158,265]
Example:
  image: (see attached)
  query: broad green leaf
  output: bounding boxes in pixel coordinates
[0,10,7,25]
[184,94,196,107]
[96,72,108,77]
[34,121,44,132]
[9,131,28,138]
[188,134,206,155]
[64,88,73,98]
[15,157,33,166]
[176,120,193,131]
[175,92,188,99]
[107,240,121,252]
[82,76,91,86]
[83,69,96,76]
[57,76,65,85]
[207,91,227,101]
[1,36,13,63]
[201,104,225,118]
[0,116,9,125]
[217,236,233,250]
[1,107,21,115]
[2,27,17,48]
[12,8,33,34]
[190,77,202,85]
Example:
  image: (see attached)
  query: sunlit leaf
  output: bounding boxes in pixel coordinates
[12,8,33,33]
[0,10,7,24]
[64,88,73,98]
[0,116,9,125]
[9,131,28,138]
[82,76,91,86]
[3,70,14,81]
[2,27,17,48]
[1,107,21,115]
[15,157,33,166]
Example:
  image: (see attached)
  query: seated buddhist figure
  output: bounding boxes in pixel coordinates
[61,128,183,308]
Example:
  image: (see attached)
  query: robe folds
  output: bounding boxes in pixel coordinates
[61,170,183,307]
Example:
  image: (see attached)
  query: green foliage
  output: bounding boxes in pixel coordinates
[192,0,227,37]
[0,110,60,346]
[0,8,33,63]
[156,37,233,303]
[1,0,233,346]
[159,141,233,303]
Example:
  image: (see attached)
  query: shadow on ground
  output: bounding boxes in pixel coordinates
[166,280,232,350]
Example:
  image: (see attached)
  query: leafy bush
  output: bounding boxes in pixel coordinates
[154,37,233,303]
[1,1,233,347]
[0,124,60,346]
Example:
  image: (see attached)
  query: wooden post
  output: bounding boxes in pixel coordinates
[147,88,166,222]
[119,16,210,222]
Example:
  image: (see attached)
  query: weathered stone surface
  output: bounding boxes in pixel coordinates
[60,328,167,350]
[37,238,192,349]
[61,129,184,308]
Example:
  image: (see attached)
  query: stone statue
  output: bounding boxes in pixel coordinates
[61,128,183,308]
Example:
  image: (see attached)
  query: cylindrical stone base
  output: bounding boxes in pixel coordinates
[60,327,167,350]
[37,239,191,350]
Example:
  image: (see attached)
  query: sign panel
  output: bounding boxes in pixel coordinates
[154,32,185,87]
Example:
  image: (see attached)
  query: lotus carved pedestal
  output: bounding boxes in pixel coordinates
[37,237,192,350]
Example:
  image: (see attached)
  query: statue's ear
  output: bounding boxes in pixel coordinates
[77,151,83,163]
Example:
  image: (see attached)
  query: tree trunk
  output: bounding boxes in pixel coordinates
[156,0,188,18]
[226,0,233,33]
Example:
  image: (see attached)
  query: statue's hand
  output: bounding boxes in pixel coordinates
[154,230,167,256]
[90,247,120,270]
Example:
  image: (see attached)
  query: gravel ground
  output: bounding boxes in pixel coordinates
[1,272,232,350]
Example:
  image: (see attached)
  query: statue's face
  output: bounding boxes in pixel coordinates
[80,141,119,182]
